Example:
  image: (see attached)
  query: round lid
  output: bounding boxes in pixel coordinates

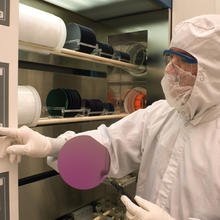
[124,87,147,113]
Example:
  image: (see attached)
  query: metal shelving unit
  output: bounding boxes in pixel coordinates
[19,41,136,127]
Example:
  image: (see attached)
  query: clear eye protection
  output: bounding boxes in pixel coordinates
[163,49,198,75]
[163,49,197,64]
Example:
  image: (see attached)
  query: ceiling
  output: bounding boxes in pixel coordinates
[43,0,170,21]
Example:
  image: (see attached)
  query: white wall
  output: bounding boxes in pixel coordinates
[172,0,220,31]
[0,0,19,219]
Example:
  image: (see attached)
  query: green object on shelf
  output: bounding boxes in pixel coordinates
[46,88,69,116]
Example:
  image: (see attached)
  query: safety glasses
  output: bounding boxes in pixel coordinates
[163,49,197,65]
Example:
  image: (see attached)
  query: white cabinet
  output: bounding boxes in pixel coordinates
[0,0,19,219]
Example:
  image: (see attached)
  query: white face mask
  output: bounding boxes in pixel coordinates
[161,62,196,111]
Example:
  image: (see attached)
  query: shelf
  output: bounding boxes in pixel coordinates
[19,41,146,73]
[37,113,128,126]
[56,48,145,71]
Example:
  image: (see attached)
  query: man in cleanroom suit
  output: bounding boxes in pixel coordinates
[0,14,220,220]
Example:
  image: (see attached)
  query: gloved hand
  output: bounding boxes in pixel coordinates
[0,125,73,163]
[121,195,175,220]
[0,135,21,163]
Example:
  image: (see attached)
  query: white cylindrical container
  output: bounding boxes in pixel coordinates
[18,86,42,127]
[19,3,67,50]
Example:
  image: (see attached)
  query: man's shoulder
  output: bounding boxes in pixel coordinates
[143,99,177,122]
[147,99,174,112]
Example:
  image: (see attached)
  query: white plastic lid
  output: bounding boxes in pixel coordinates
[18,85,42,127]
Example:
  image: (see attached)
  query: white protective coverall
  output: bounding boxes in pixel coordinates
[48,15,220,220]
